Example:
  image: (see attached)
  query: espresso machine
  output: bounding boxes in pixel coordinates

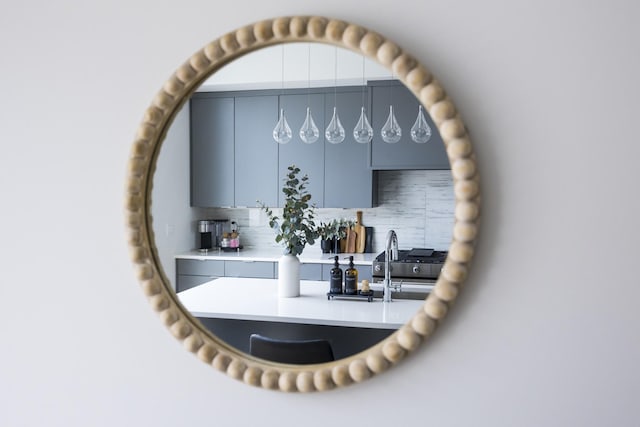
[198,219,228,252]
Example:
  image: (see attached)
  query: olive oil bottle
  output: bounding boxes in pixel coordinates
[329,256,343,294]
[344,256,359,295]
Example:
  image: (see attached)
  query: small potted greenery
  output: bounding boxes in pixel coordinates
[316,218,353,253]
[317,221,337,253]
[258,165,319,297]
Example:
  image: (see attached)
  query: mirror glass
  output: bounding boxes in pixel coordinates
[150,42,454,363]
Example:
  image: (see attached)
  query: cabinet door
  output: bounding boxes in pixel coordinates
[190,96,235,207]
[176,259,225,293]
[176,275,213,293]
[277,93,325,208]
[324,90,374,208]
[234,95,279,207]
[299,263,323,281]
[370,81,449,170]
[225,260,275,278]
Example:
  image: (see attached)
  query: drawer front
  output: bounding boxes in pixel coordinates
[176,259,225,276]
[321,264,332,281]
[224,260,275,278]
[176,274,214,293]
[299,263,323,281]
[358,266,373,282]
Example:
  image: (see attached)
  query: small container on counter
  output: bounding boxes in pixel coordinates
[220,232,230,248]
[229,231,240,248]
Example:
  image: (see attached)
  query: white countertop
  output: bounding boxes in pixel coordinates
[175,247,377,265]
[177,277,425,329]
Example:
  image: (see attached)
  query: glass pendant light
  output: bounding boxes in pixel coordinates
[353,54,373,143]
[272,45,292,144]
[325,47,345,144]
[300,106,319,144]
[410,105,432,144]
[381,75,402,144]
[273,108,292,144]
[381,105,402,143]
[299,44,319,144]
[326,107,345,144]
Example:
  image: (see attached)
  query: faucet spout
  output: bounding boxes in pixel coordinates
[383,230,398,302]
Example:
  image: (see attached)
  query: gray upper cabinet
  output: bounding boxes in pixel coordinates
[190,96,235,207]
[324,89,374,208]
[370,81,449,170]
[234,95,279,207]
[190,81,440,209]
[277,92,325,208]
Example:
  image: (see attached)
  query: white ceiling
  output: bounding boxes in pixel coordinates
[199,42,391,91]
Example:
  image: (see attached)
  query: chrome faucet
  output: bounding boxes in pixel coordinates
[383,230,398,302]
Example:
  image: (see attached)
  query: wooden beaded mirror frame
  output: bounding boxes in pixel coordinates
[125,16,480,392]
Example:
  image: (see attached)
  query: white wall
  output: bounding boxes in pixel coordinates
[1,1,639,427]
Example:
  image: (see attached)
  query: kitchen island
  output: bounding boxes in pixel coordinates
[174,248,377,292]
[177,277,426,360]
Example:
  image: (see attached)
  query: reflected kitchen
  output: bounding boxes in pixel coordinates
[152,43,455,362]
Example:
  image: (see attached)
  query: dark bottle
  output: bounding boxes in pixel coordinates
[329,256,343,294]
[344,256,359,295]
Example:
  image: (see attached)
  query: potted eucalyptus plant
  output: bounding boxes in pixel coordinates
[258,165,319,297]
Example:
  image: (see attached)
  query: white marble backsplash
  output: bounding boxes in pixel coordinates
[196,169,454,254]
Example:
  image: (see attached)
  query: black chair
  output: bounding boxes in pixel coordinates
[249,334,335,364]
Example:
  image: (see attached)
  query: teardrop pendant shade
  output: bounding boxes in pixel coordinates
[381,105,402,143]
[410,105,432,144]
[353,106,373,143]
[299,107,319,144]
[273,108,292,144]
[325,107,345,144]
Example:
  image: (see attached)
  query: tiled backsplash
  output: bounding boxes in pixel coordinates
[196,169,454,253]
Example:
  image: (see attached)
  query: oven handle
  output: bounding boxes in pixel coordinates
[371,278,436,292]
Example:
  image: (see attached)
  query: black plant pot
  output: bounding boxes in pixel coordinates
[320,239,333,254]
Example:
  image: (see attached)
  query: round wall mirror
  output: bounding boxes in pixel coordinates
[126,16,480,392]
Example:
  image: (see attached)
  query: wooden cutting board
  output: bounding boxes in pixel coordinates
[355,211,366,254]
[345,228,357,253]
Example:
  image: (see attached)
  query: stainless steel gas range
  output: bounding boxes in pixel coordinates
[371,248,447,298]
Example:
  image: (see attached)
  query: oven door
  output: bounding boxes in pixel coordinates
[370,278,435,300]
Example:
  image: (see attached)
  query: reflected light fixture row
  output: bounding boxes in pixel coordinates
[272,46,432,145]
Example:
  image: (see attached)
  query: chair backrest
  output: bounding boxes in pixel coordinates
[249,334,335,364]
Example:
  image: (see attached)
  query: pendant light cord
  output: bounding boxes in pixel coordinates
[307,44,311,107]
[333,46,338,107]
[361,54,366,107]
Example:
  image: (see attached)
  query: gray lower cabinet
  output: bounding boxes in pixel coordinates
[190,96,235,207]
[369,80,449,170]
[300,263,323,281]
[176,259,276,292]
[274,263,322,280]
[176,259,225,292]
[225,260,275,279]
[177,258,371,292]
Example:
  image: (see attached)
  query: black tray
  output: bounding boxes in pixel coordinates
[327,290,374,302]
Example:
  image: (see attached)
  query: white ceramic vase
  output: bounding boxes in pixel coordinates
[278,254,300,297]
